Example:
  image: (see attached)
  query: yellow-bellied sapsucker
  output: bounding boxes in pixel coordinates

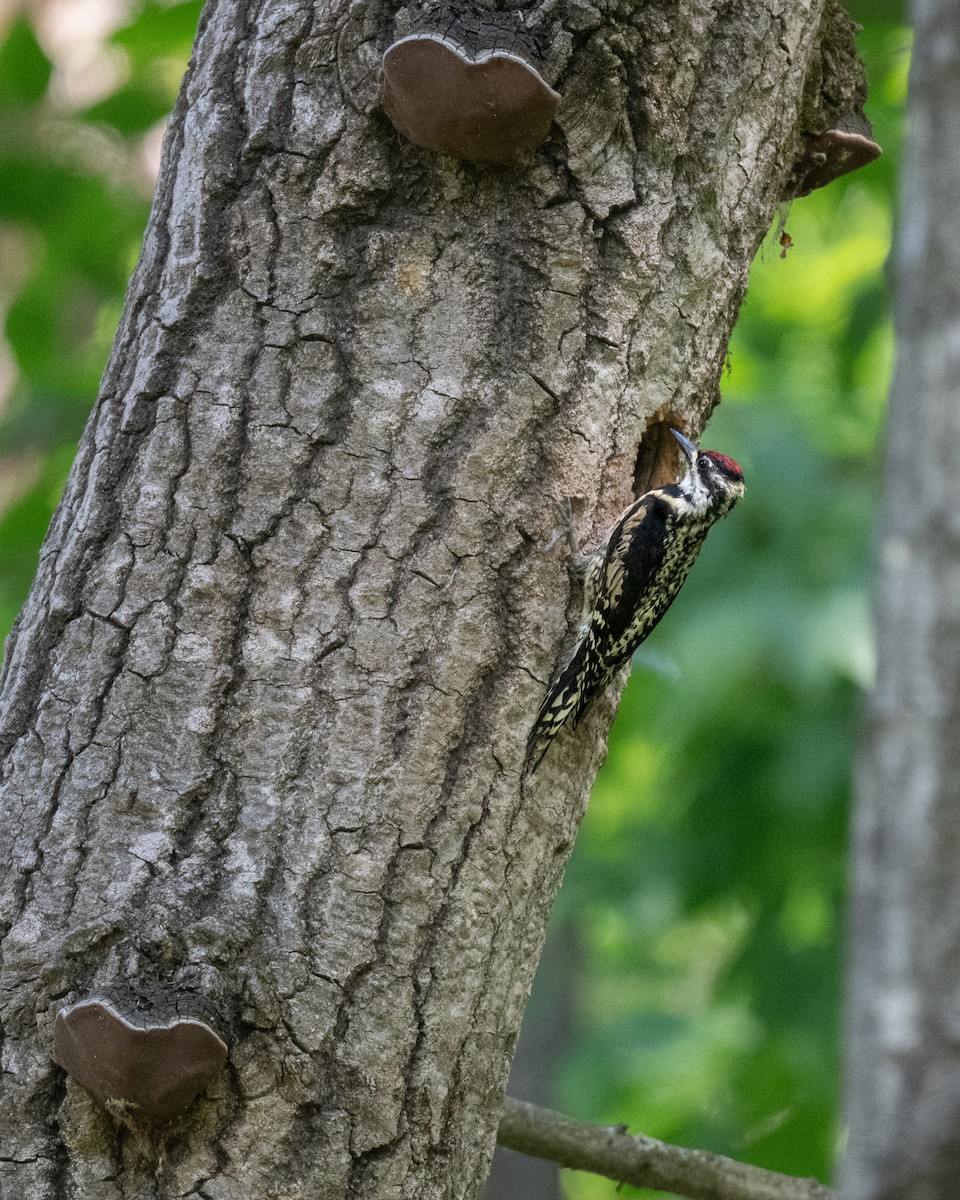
[525,428,745,773]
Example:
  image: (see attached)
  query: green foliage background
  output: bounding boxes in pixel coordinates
[0,1,907,1195]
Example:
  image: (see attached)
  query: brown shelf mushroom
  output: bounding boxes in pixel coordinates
[793,112,882,197]
[382,34,560,164]
[53,999,228,1123]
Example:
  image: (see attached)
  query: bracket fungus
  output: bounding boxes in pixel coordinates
[382,33,560,164]
[792,112,882,197]
[53,999,228,1123]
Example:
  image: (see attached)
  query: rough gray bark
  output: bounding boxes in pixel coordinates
[0,1,858,1197]
[483,918,578,1199]
[841,4,960,1199]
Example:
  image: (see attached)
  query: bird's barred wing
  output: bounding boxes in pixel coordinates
[524,635,598,773]
[524,494,677,773]
[588,493,675,652]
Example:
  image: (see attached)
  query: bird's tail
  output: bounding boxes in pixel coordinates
[524,637,607,774]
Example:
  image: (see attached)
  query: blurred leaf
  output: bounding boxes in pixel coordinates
[0,444,74,637]
[111,0,205,67]
[0,150,79,226]
[0,151,149,282]
[81,84,172,134]
[0,17,52,107]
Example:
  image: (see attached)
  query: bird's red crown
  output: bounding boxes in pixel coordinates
[703,451,743,480]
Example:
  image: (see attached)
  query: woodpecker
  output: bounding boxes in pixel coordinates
[525,428,744,773]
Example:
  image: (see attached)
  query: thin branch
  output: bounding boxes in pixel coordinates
[497,1096,836,1200]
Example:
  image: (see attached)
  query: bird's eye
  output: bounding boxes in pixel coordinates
[698,454,712,471]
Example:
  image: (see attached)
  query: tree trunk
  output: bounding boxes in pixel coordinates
[841,3,960,1198]
[0,1,860,1196]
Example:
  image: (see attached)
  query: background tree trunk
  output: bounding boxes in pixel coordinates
[841,3,960,1198]
[0,1,857,1196]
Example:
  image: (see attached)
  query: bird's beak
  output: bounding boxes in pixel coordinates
[670,428,697,465]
